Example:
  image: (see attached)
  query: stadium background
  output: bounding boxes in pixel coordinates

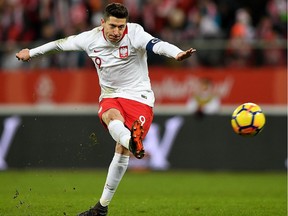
[0,0,287,171]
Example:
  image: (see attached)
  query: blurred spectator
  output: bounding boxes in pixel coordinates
[198,0,222,38]
[266,0,287,38]
[186,78,221,118]
[0,0,39,43]
[196,0,224,66]
[88,0,103,26]
[256,16,286,66]
[226,8,255,67]
[123,0,142,23]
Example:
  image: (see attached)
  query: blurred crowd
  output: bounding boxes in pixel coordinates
[0,0,287,69]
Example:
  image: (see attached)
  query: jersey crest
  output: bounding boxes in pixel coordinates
[119,46,128,58]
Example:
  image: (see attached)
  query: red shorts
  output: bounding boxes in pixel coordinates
[98,98,154,138]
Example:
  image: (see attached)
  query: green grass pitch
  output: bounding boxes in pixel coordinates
[0,170,286,216]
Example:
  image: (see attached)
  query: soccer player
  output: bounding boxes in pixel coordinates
[16,3,196,216]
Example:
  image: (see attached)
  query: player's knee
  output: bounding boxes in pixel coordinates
[102,108,124,125]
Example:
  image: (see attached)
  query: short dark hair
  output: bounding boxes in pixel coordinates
[103,3,129,21]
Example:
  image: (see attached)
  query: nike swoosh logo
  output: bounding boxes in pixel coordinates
[94,50,102,53]
[151,38,161,43]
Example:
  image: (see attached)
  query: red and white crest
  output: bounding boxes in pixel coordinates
[119,46,128,58]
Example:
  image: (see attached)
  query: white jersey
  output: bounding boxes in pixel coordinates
[29,23,183,107]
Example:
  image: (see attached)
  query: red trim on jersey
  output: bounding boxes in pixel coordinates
[119,25,128,41]
[101,28,107,41]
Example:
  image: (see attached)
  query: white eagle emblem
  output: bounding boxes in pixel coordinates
[119,46,128,58]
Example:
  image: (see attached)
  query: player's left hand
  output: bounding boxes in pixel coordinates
[176,48,196,61]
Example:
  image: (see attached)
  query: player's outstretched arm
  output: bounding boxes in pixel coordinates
[176,48,196,61]
[16,49,31,62]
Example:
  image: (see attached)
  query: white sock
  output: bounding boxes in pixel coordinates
[100,153,129,206]
[107,120,131,149]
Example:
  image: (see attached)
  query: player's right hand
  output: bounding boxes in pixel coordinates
[16,49,31,62]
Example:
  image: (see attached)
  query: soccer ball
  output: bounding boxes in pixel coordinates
[231,102,266,137]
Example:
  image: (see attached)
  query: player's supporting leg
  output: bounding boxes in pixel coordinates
[78,201,108,216]
[78,152,129,216]
[99,152,129,206]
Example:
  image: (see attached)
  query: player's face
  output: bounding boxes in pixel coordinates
[101,16,127,43]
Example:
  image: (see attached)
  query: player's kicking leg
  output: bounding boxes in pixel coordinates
[129,119,145,159]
